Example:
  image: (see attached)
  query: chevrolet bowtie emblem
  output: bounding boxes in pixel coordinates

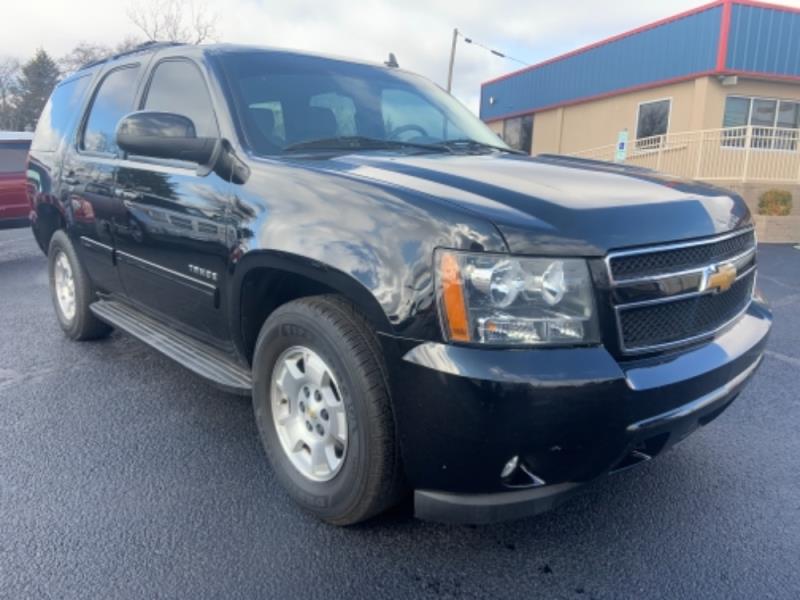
[701,262,737,294]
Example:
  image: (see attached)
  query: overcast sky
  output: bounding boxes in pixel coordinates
[5,0,800,113]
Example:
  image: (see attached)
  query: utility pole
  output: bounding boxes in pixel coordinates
[446,28,458,93]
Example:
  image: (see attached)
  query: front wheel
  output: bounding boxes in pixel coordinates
[252,295,405,525]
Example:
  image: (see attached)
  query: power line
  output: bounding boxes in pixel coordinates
[461,34,529,66]
[446,28,529,92]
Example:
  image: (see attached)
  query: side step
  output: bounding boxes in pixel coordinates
[90,300,252,394]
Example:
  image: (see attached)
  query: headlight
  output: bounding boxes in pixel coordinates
[435,250,599,346]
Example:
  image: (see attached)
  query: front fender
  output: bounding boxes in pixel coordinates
[227,158,508,345]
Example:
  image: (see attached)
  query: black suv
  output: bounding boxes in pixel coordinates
[28,42,771,525]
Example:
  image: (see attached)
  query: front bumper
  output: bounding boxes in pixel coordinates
[383,299,771,524]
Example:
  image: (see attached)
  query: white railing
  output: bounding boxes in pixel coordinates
[569,126,800,183]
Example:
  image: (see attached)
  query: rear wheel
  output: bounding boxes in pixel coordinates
[48,230,112,341]
[252,295,404,525]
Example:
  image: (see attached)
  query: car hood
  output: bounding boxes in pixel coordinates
[317,152,751,256]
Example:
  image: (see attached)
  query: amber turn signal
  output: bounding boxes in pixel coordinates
[439,252,470,342]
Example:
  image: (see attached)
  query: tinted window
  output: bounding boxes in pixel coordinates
[82,65,141,155]
[144,60,218,137]
[249,101,286,145]
[0,141,30,173]
[310,92,356,136]
[382,89,464,141]
[31,75,92,152]
[636,99,670,140]
[218,52,507,155]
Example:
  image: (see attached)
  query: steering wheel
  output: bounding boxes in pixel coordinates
[388,124,429,141]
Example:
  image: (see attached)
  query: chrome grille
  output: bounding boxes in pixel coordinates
[606,228,756,354]
[609,229,755,280]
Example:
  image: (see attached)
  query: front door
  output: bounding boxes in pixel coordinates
[113,58,233,346]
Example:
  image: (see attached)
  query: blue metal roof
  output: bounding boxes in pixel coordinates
[481,1,800,122]
[727,3,800,76]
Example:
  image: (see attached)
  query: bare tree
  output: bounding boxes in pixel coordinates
[59,37,145,75]
[127,0,219,44]
[58,42,111,74]
[0,57,20,130]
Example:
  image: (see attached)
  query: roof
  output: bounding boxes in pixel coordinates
[0,132,34,141]
[77,41,399,78]
[77,41,185,72]
[480,0,800,122]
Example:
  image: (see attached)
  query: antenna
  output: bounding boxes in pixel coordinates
[384,53,399,68]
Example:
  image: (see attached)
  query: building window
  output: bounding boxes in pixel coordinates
[635,99,671,148]
[722,95,800,150]
[503,115,533,153]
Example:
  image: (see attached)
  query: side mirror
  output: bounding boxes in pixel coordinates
[116,111,217,164]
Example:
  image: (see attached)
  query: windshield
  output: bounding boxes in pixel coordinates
[216,50,509,156]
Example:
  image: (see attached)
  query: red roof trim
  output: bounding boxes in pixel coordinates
[482,70,719,123]
[481,0,800,90]
[481,0,725,87]
[717,0,733,70]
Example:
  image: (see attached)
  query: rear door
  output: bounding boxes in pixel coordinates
[61,63,144,295]
[113,57,233,346]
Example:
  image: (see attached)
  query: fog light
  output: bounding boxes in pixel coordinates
[500,455,519,479]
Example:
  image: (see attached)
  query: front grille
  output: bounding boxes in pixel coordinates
[607,228,756,354]
[610,229,755,280]
[619,270,755,350]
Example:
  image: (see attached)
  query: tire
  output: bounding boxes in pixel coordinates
[252,295,405,525]
[47,230,112,341]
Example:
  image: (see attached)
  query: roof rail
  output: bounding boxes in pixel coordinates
[78,41,185,71]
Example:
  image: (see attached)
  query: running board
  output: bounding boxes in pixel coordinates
[90,300,252,394]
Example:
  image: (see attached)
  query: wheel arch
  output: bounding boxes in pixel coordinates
[31,202,66,255]
[230,250,396,364]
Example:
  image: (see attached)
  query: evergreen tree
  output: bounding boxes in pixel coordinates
[13,49,60,131]
[0,57,20,130]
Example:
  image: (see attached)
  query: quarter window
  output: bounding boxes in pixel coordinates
[502,115,533,153]
[82,65,141,155]
[31,74,92,152]
[636,99,671,142]
[144,60,218,137]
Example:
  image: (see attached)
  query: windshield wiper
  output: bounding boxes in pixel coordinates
[437,138,527,155]
[283,136,453,154]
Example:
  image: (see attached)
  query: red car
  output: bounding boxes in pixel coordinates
[0,132,33,228]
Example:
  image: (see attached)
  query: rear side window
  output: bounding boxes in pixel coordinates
[0,141,31,173]
[143,60,218,137]
[31,75,92,152]
[82,65,141,155]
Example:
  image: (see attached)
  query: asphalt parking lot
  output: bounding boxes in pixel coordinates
[1,227,798,599]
